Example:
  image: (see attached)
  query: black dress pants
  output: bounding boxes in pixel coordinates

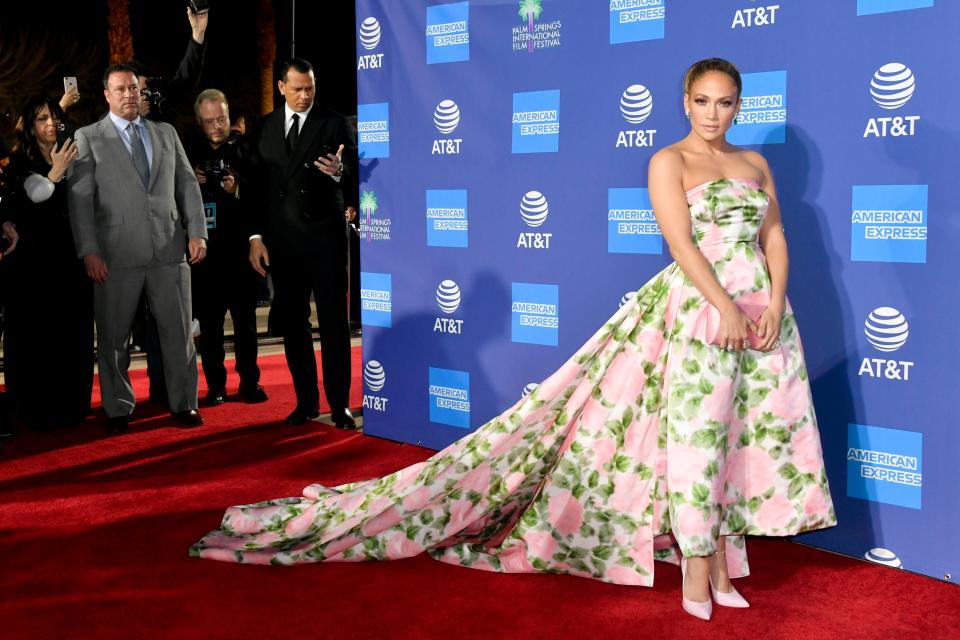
[270,251,351,413]
[193,259,261,391]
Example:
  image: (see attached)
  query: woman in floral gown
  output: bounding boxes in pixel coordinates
[192,59,835,621]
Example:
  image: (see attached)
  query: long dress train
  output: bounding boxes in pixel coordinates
[191,178,836,586]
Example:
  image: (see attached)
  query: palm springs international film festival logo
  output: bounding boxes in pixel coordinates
[851,184,927,264]
[512,90,560,154]
[610,0,666,44]
[359,190,390,243]
[426,1,470,65]
[864,63,919,138]
[432,99,462,155]
[858,306,914,382]
[608,188,661,254]
[512,0,562,53]
[434,279,464,335]
[857,0,934,17]
[357,17,384,70]
[616,84,657,148]
[847,423,922,510]
[429,367,471,429]
[362,360,389,412]
[518,190,551,250]
[726,70,787,145]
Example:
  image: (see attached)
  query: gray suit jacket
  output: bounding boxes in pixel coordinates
[68,116,207,269]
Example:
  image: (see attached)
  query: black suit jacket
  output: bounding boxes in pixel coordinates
[252,106,358,258]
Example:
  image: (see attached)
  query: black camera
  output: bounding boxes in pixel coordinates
[140,78,169,119]
[203,158,231,189]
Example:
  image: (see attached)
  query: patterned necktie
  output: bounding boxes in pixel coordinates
[286,113,300,156]
[127,122,150,189]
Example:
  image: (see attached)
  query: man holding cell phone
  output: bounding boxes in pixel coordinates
[248,58,358,428]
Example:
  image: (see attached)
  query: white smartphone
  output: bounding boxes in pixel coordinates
[63,76,78,93]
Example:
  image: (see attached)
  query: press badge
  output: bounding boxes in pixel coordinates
[204,202,217,229]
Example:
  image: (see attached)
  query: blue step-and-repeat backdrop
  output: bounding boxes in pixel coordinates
[354,0,958,584]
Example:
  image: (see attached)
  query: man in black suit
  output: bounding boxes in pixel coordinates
[189,89,268,407]
[249,58,357,428]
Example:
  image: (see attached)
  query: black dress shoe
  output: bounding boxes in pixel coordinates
[284,407,320,425]
[331,408,358,430]
[106,416,130,434]
[238,383,269,404]
[172,409,204,428]
[206,388,227,406]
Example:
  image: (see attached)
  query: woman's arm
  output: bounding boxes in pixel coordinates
[648,149,753,350]
[751,151,787,350]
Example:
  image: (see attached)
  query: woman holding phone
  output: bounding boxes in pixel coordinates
[2,95,92,431]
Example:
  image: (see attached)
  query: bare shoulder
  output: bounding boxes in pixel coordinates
[649,145,684,176]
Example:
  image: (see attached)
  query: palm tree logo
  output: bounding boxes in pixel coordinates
[518,0,543,54]
[360,190,378,243]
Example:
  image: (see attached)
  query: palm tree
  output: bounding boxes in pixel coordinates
[360,191,378,242]
[107,0,134,63]
[256,0,277,115]
[518,0,543,53]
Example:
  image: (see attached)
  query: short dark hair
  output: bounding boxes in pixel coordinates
[279,58,314,82]
[683,58,743,98]
[103,63,140,89]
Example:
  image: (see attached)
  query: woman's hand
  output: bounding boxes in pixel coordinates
[48,138,79,182]
[716,304,756,352]
[59,88,80,112]
[753,302,784,352]
[1,221,19,256]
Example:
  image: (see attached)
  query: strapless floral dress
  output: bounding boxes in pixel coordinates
[192,178,836,586]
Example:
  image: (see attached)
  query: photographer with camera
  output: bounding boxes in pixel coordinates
[136,6,209,125]
[188,89,266,406]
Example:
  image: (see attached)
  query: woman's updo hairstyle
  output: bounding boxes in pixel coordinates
[683,58,742,97]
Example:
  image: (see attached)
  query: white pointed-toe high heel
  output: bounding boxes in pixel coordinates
[709,575,750,608]
[680,556,713,621]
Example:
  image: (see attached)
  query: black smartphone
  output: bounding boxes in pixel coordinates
[321,143,340,158]
[188,0,209,14]
[56,123,68,149]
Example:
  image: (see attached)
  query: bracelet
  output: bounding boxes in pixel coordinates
[47,172,63,183]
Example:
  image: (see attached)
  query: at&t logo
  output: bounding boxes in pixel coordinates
[518,191,552,249]
[864,63,919,138]
[616,84,657,148]
[864,548,903,569]
[363,360,389,412]
[434,279,464,334]
[432,100,463,155]
[357,17,385,70]
[858,307,914,381]
[731,3,780,28]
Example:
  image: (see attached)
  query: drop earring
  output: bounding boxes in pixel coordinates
[684,111,690,120]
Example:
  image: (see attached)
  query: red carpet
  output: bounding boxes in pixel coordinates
[1,350,957,639]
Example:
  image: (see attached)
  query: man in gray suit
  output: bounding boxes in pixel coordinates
[68,63,208,433]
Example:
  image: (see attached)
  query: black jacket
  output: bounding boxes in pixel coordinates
[251,106,358,258]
